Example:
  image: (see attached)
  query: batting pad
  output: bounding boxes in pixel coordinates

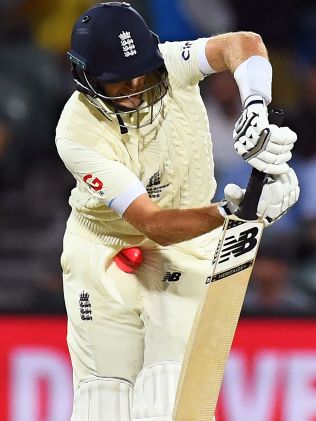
[71,377,133,421]
[133,361,181,421]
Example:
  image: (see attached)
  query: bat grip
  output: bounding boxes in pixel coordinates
[235,108,284,220]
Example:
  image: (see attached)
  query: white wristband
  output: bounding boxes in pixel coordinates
[197,38,216,75]
[234,55,272,106]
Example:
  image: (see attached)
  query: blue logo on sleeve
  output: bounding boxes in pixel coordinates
[181,42,193,61]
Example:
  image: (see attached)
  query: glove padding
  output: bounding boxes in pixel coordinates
[233,99,297,175]
[218,167,300,226]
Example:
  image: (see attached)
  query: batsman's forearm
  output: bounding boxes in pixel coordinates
[140,205,224,246]
[205,31,268,73]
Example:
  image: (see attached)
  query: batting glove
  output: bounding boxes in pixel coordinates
[218,167,300,226]
[233,96,297,175]
[257,167,300,225]
[218,184,245,217]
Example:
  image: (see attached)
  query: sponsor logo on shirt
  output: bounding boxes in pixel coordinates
[181,41,192,61]
[146,171,169,199]
[83,173,104,194]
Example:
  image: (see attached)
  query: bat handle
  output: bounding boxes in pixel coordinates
[235,108,284,220]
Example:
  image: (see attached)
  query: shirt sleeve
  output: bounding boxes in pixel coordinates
[196,37,216,76]
[56,138,147,216]
[159,38,215,87]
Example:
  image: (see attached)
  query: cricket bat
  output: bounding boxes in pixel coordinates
[173,109,284,421]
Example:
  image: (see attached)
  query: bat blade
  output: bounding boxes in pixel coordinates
[173,215,264,421]
[173,109,283,420]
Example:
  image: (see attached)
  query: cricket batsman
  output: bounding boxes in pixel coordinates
[55,2,299,420]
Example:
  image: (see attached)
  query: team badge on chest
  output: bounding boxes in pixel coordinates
[79,291,92,321]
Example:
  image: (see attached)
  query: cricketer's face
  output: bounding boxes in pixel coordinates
[101,75,146,110]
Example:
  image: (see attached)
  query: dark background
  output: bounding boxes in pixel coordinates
[0,0,315,316]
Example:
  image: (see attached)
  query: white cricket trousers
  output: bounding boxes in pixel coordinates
[61,226,220,420]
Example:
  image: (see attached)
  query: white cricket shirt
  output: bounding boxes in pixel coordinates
[56,39,217,246]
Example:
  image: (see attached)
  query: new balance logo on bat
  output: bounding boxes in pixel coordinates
[218,227,259,263]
